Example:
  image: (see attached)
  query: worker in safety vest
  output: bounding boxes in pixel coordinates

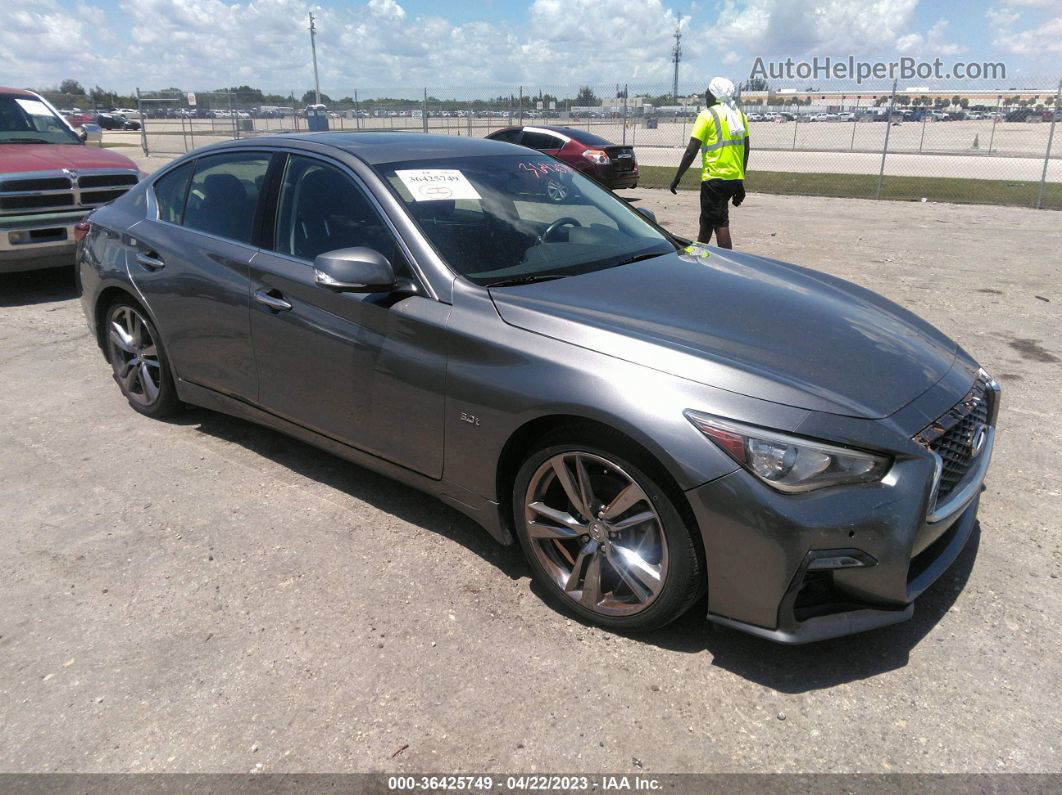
[669,77,750,249]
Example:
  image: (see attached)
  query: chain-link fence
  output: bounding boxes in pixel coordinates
[120,77,1062,209]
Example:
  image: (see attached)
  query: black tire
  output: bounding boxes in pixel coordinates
[512,426,705,632]
[104,298,181,419]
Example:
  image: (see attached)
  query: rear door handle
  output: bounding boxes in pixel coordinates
[255,288,292,312]
[135,251,165,270]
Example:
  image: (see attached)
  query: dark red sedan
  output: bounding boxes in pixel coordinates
[486,125,638,190]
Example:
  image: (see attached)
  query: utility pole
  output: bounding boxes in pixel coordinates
[308,11,321,106]
[671,17,683,100]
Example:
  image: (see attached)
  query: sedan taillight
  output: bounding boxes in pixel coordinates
[581,148,610,166]
[74,221,91,243]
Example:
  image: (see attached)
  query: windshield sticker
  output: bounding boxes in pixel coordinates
[15,98,54,117]
[396,169,481,201]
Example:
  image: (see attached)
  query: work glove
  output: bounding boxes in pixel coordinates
[732,181,746,207]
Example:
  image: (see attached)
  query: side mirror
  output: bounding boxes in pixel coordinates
[80,123,103,147]
[636,206,657,223]
[78,129,88,142]
[314,247,397,292]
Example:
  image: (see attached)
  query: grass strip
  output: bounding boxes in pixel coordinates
[636,165,1061,210]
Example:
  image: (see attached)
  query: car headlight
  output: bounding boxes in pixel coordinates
[684,410,891,493]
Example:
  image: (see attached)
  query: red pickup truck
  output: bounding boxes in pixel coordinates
[1,87,141,273]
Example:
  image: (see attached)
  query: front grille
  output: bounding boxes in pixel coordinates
[1,193,75,212]
[0,170,138,216]
[79,174,138,189]
[80,188,130,207]
[0,177,70,192]
[915,374,993,505]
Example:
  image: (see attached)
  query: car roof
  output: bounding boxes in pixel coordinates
[495,124,586,136]
[0,87,39,98]
[259,131,524,165]
[492,125,618,147]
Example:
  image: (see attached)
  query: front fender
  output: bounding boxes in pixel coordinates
[441,280,809,503]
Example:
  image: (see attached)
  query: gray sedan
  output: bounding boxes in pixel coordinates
[77,133,999,643]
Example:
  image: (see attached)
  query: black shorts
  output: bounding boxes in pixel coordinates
[700,179,743,228]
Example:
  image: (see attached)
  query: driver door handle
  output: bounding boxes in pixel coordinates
[255,288,292,312]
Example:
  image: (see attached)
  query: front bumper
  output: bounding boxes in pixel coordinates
[0,211,85,273]
[685,382,998,644]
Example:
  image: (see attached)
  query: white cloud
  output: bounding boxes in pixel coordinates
[895,19,965,55]
[989,0,1062,56]
[0,0,107,87]
[368,0,405,20]
[710,0,922,58]
[0,0,692,94]
[0,0,1055,96]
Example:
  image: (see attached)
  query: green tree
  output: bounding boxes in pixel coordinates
[300,90,333,105]
[60,78,84,96]
[574,86,599,106]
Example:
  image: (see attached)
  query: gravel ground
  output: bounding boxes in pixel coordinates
[0,191,1059,774]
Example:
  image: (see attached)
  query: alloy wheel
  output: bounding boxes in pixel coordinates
[546,177,568,203]
[108,305,162,406]
[523,452,668,616]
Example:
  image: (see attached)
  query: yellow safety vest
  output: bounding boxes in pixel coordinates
[690,105,749,181]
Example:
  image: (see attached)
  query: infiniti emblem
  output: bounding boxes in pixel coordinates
[969,423,988,458]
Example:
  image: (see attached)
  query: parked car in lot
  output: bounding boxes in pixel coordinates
[78,132,999,643]
[1005,108,1035,122]
[94,112,141,131]
[63,110,96,127]
[486,125,638,190]
[0,86,141,273]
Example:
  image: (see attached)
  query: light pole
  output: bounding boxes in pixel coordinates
[308,11,321,106]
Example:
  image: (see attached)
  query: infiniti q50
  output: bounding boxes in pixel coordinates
[77,133,999,643]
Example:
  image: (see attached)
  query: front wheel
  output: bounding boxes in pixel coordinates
[512,432,704,631]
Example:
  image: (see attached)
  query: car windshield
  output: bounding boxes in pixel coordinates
[375,154,674,286]
[0,95,81,144]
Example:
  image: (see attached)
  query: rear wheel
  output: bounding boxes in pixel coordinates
[513,430,704,631]
[105,300,180,418]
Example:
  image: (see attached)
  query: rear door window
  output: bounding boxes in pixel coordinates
[153,161,194,225]
[182,152,271,244]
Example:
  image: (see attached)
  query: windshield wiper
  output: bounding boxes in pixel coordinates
[485,273,568,288]
[613,251,669,267]
[3,137,50,144]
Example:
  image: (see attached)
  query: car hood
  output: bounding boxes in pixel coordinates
[0,143,139,175]
[489,248,958,418]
